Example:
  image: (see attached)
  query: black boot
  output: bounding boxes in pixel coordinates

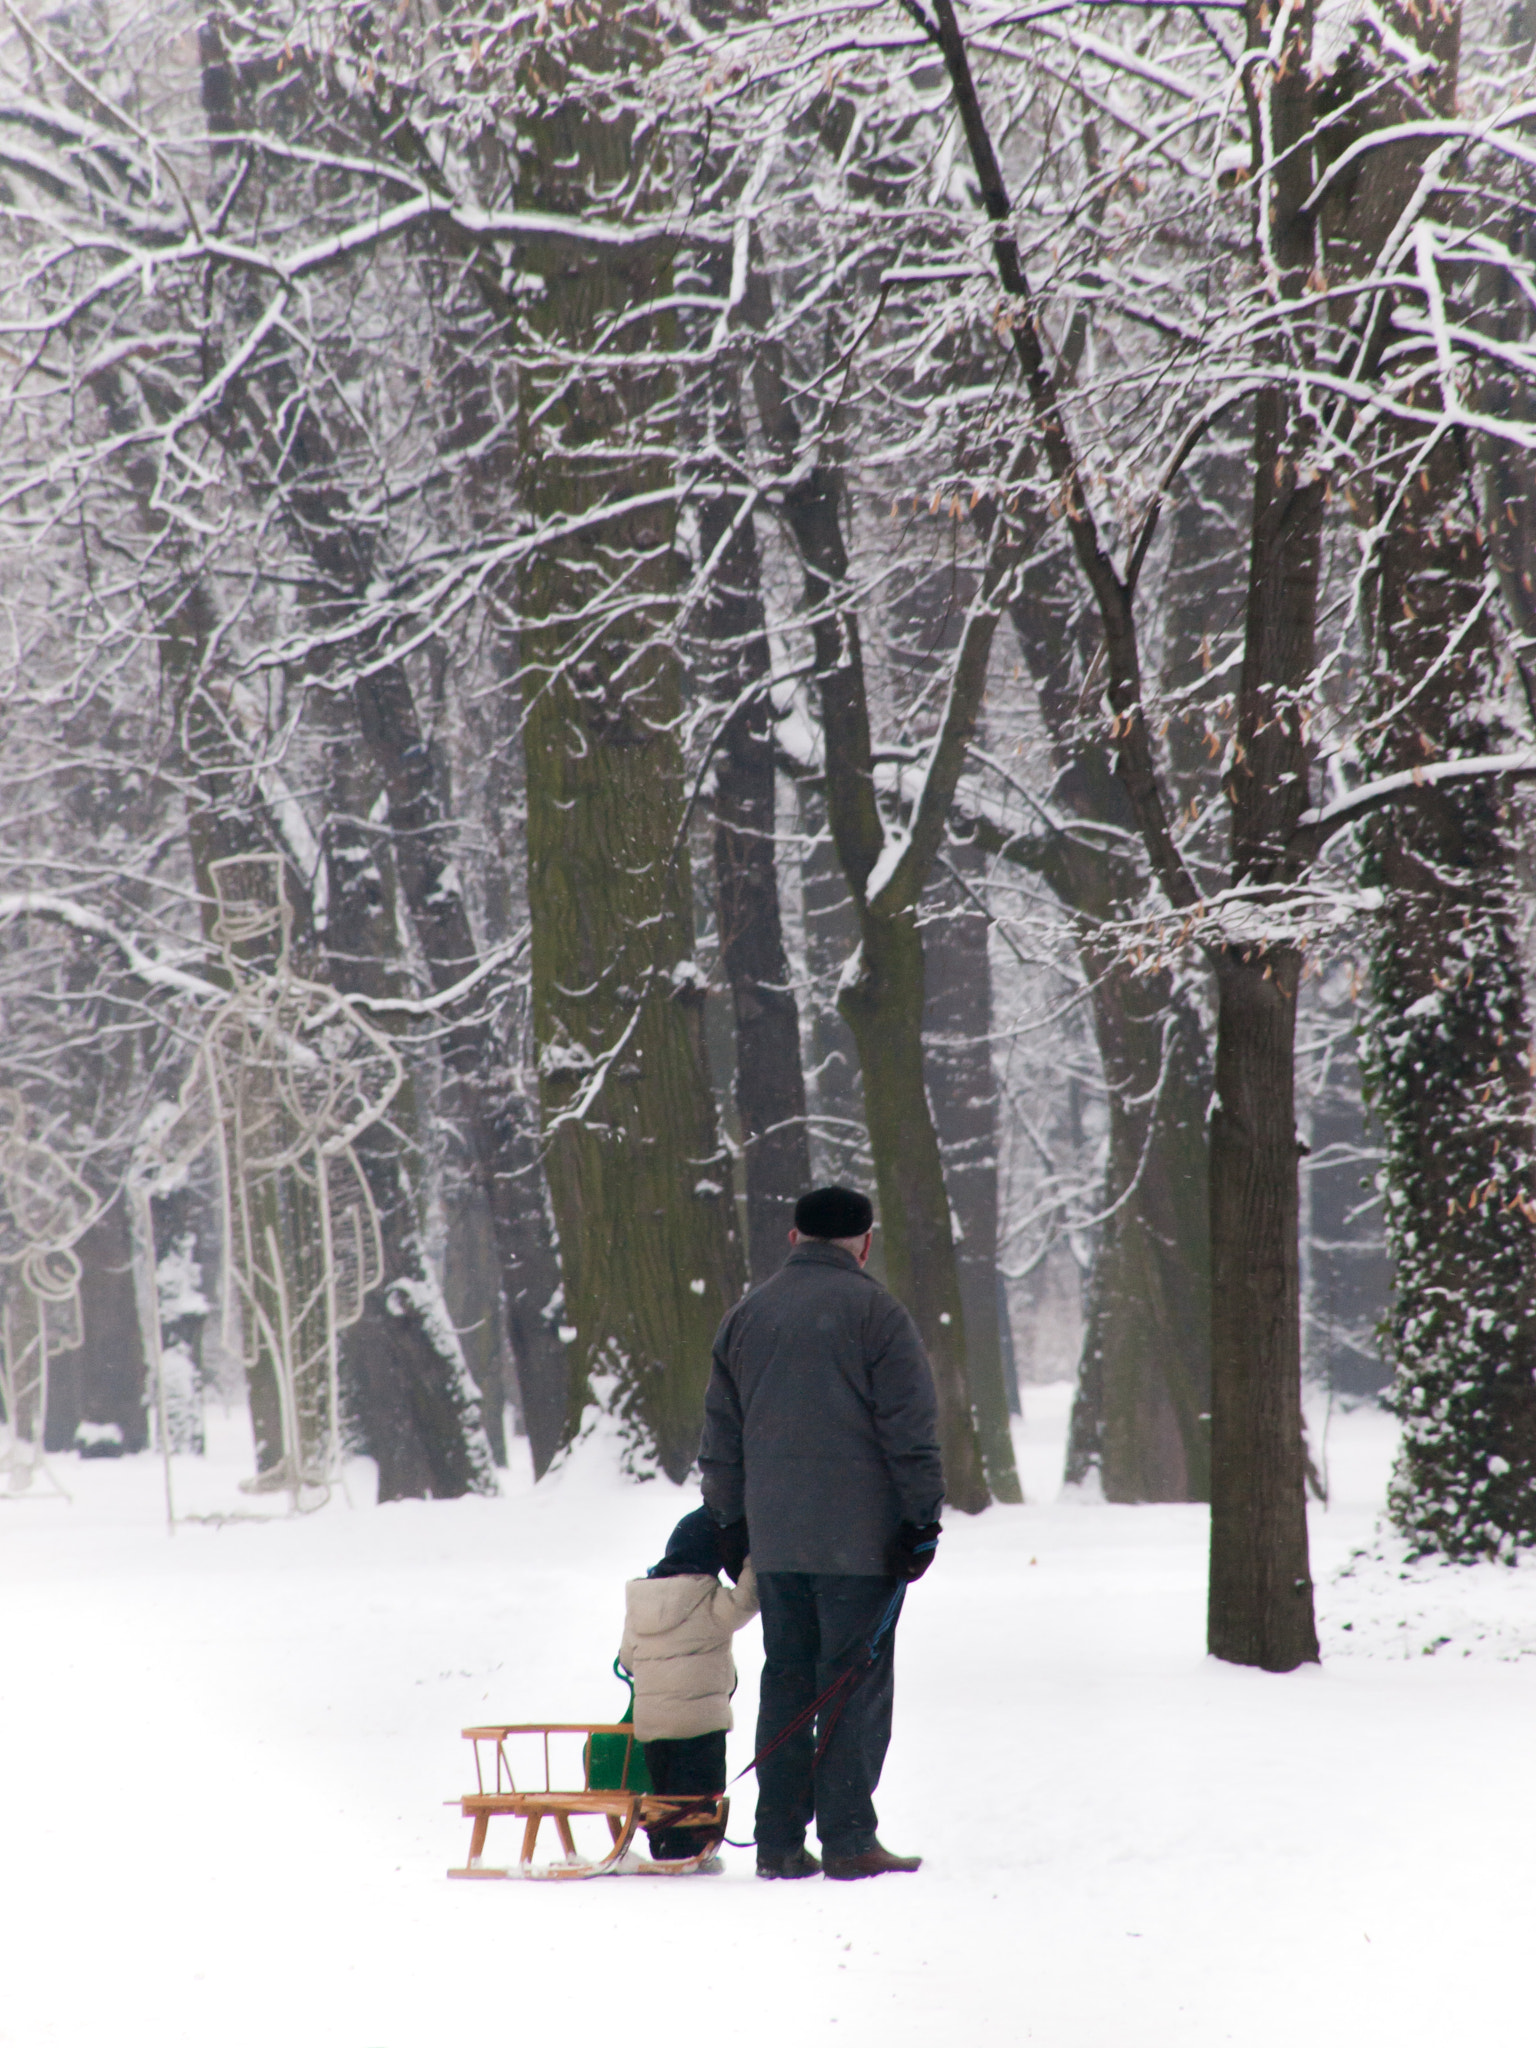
[756,1844,822,1880]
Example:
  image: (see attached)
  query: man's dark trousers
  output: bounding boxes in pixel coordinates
[754,1573,900,1858]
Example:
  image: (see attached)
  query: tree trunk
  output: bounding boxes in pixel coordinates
[1315,0,1536,1556]
[692,370,811,1284]
[311,694,498,1501]
[442,1183,512,1464]
[680,208,812,1282]
[1064,959,1212,1502]
[1362,456,1536,1554]
[1206,952,1316,1665]
[513,5,746,1478]
[797,785,872,1191]
[839,909,990,1509]
[923,852,1022,1499]
[1205,369,1323,1667]
[46,1192,147,1455]
[770,431,990,1510]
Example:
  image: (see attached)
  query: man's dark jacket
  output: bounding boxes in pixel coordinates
[699,1241,945,1574]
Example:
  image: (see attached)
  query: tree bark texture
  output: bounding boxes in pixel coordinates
[514,8,745,1479]
[1206,952,1317,1666]
[1190,2,1323,1668]
[1202,408,1322,1665]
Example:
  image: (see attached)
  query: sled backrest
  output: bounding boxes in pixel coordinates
[461,1723,647,1796]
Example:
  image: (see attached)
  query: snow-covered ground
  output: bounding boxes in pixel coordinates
[3,1385,1532,2047]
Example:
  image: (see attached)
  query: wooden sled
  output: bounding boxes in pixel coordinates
[448,1723,729,1881]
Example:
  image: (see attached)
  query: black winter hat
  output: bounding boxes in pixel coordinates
[794,1184,874,1241]
[648,1506,723,1580]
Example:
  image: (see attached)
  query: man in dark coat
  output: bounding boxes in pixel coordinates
[700,1184,944,1880]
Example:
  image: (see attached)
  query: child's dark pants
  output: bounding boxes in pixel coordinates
[641,1729,727,1861]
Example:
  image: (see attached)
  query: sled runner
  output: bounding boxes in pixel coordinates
[448,1723,729,1880]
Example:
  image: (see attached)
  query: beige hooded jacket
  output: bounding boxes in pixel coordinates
[618,1562,760,1742]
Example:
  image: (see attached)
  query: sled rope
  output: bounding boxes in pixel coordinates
[733,1584,906,1782]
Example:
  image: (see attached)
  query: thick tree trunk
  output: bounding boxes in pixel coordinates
[1184,1,1326,1668]
[1206,952,1317,1667]
[343,1106,499,1502]
[1316,0,1536,1555]
[514,6,746,1478]
[1205,363,1323,1667]
[1362,453,1536,1554]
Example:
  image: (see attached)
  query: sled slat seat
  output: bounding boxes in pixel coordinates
[448,1722,727,1881]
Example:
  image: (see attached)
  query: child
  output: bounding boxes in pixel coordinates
[619,1505,758,1865]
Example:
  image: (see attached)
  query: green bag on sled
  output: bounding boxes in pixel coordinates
[586,1657,651,1793]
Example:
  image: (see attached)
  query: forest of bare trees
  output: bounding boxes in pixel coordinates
[5,0,1536,1670]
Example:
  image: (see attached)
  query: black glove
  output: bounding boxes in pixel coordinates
[890,1520,941,1583]
[716,1517,750,1583]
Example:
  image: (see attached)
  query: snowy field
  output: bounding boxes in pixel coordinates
[3,1386,1533,2048]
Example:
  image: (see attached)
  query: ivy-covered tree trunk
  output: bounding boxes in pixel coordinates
[1317,0,1536,1555]
[1361,453,1536,1555]
[513,7,745,1479]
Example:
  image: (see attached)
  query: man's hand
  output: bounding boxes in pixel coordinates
[890,1520,941,1582]
[716,1517,750,1582]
